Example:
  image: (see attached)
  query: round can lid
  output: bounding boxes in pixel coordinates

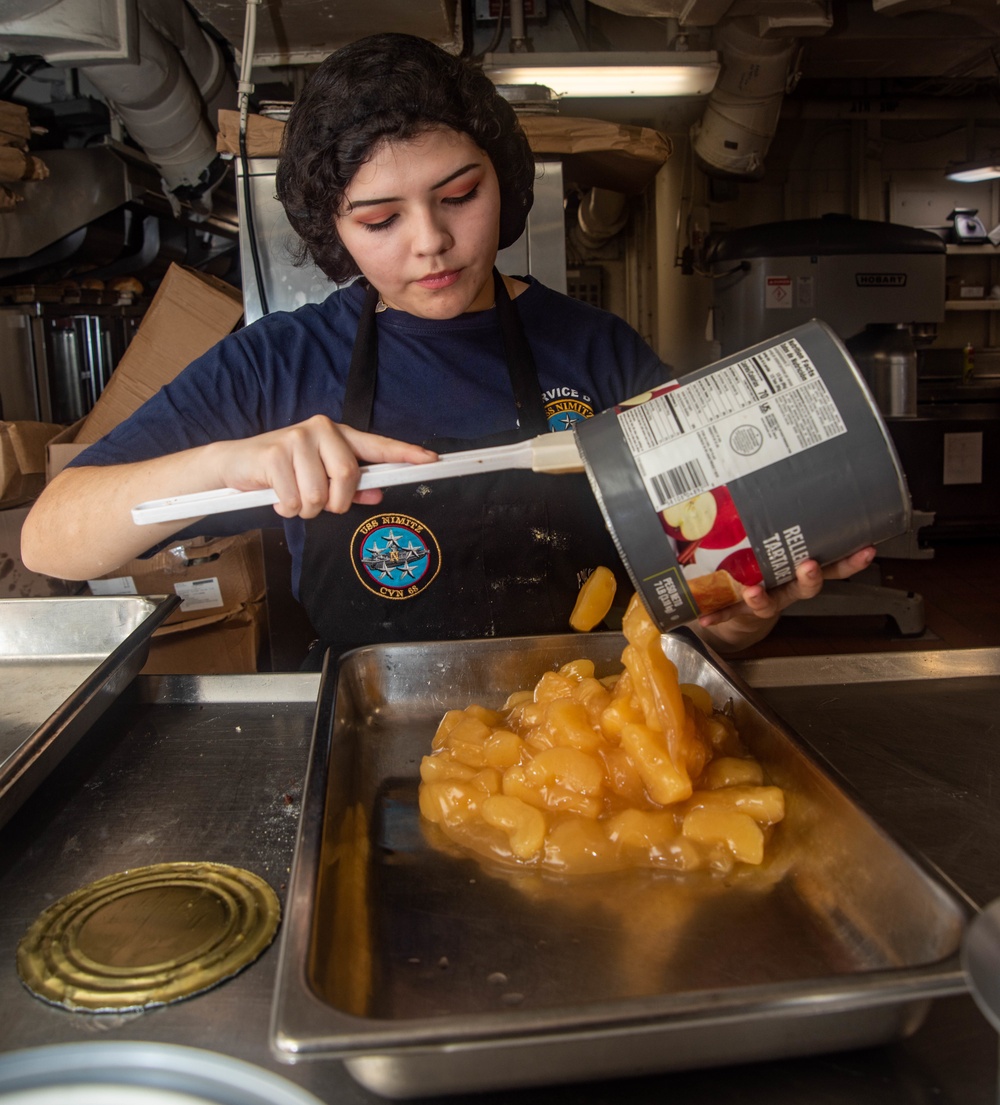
[16,862,280,1012]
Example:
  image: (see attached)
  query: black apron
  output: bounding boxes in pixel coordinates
[299,270,628,659]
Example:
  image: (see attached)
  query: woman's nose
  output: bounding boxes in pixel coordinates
[412,208,453,255]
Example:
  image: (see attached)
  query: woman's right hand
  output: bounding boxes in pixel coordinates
[208,415,438,518]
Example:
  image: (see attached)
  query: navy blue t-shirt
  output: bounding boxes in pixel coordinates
[73,277,669,592]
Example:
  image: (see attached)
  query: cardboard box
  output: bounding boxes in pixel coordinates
[0,504,81,598]
[36,265,265,675]
[139,600,267,675]
[44,418,87,483]
[947,278,986,300]
[75,263,243,445]
[8,503,270,673]
[86,531,268,674]
[1,420,63,507]
[87,531,265,623]
[0,99,32,149]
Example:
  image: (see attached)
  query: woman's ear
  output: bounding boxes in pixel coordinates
[498,189,533,250]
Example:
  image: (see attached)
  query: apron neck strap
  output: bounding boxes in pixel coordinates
[341,271,549,437]
[491,269,549,437]
[339,280,381,431]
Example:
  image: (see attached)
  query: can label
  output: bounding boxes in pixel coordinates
[617,337,848,616]
[619,337,847,513]
[575,321,911,630]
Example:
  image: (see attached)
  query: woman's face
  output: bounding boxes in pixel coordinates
[336,127,502,318]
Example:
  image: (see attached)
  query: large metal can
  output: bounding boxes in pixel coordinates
[575,319,911,630]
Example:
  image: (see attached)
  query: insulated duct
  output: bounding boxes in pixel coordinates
[690,17,799,180]
[572,187,628,250]
[79,5,230,195]
[0,0,234,198]
[139,0,236,129]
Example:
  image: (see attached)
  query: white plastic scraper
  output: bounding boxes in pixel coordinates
[131,431,584,526]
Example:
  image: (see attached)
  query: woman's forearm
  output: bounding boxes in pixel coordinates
[20,446,229,580]
[20,419,439,581]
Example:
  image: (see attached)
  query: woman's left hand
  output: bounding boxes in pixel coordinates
[694,545,878,653]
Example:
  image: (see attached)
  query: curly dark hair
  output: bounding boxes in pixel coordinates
[275,33,535,284]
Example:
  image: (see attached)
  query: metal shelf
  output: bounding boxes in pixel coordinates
[945,299,1000,310]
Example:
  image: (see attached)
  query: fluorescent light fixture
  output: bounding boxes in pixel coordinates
[484,51,720,98]
[946,159,1000,183]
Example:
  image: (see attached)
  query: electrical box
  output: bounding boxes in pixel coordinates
[475,0,547,20]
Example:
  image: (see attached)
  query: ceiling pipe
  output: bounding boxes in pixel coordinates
[509,0,530,52]
[573,187,628,249]
[690,16,800,180]
[79,9,222,196]
[138,0,236,127]
[0,0,233,201]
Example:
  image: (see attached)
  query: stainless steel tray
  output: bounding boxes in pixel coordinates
[270,629,973,1098]
[0,595,179,830]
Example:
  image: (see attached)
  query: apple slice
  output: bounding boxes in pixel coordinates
[569,565,618,632]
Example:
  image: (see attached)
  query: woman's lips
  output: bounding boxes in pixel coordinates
[416,270,461,290]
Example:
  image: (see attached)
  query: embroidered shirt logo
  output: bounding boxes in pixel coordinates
[543,387,595,431]
[352,513,441,599]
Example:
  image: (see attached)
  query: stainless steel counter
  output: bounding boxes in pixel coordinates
[0,652,998,1104]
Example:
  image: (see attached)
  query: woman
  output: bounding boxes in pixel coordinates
[21,33,874,660]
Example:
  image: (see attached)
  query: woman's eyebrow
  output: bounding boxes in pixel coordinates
[347,162,481,208]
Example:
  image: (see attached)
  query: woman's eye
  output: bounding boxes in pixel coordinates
[443,184,479,206]
[361,214,397,233]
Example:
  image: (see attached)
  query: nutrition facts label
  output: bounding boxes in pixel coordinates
[618,338,848,512]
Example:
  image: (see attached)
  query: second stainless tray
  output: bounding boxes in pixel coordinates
[1,594,179,830]
[270,628,972,1098]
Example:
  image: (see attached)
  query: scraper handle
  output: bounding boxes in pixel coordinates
[130,432,582,525]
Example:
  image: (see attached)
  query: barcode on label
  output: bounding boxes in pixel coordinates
[651,458,708,509]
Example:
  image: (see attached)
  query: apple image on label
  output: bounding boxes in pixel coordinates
[661,492,718,541]
[717,547,764,586]
[698,488,748,549]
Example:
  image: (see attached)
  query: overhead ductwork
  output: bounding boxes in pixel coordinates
[0,0,235,200]
[687,0,1000,180]
[572,187,629,251]
[567,0,830,181]
[132,0,236,143]
[690,16,803,180]
[79,9,226,196]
